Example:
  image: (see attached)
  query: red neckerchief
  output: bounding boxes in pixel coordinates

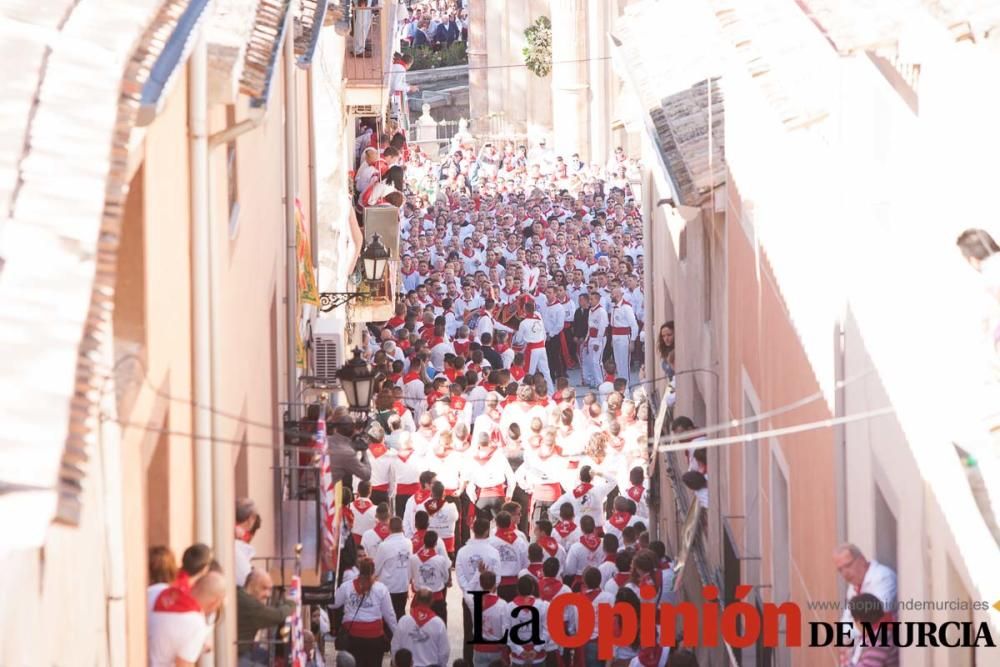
[386,315,405,328]
[494,528,518,544]
[537,536,559,556]
[582,588,601,601]
[501,395,516,408]
[393,401,407,416]
[538,577,563,601]
[534,397,550,407]
[510,366,525,381]
[609,511,633,531]
[415,546,438,563]
[454,340,470,355]
[411,604,437,627]
[579,533,601,551]
[449,395,466,411]
[389,373,403,386]
[444,367,459,381]
[428,335,445,348]
[604,373,615,383]
[398,450,414,463]
[572,482,593,499]
[353,498,373,513]
[424,497,442,515]
[173,570,193,594]
[614,572,630,587]
[481,381,495,392]
[637,647,664,666]
[554,520,577,538]
[153,584,201,613]
[626,485,644,503]
[512,595,536,607]
[495,343,510,354]
[425,390,443,408]
[481,593,501,610]
[374,523,391,540]
[369,442,388,458]
[411,530,426,552]
[404,371,421,384]
[527,563,543,579]
[462,247,476,258]
[413,488,433,505]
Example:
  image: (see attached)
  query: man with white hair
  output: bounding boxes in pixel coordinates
[355,146,379,193]
[833,543,898,658]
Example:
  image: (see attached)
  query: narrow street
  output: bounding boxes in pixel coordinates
[5,1,1000,667]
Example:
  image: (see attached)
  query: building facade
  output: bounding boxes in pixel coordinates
[0,0,377,663]
[613,0,1000,665]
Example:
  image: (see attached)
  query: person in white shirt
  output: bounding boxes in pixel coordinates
[488,510,530,601]
[513,300,554,393]
[604,495,641,543]
[563,516,604,588]
[360,502,393,557]
[364,424,396,506]
[403,357,429,422]
[456,518,503,664]
[148,571,225,667]
[608,287,639,382]
[578,567,616,666]
[464,569,510,666]
[332,558,399,666]
[355,147,379,194]
[507,575,551,666]
[465,434,516,518]
[234,497,259,588]
[620,466,650,520]
[347,481,379,546]
[585,292,609,388]
[390,589,451,667]
[834,543,898,658]
[549,465,616,528]
[410,530,453,623]
[374,517,413,621]
[425,482,461,555]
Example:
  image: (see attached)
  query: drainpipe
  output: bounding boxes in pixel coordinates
[284,18,300,422]
[189,33,213,549]
[307,68,319,269]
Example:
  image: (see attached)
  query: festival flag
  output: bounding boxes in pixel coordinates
[287,575,307,667]
[296,198,320,307]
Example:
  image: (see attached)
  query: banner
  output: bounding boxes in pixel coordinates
[286,575,307,667]
[315,407,342,573]
[296,198,320,307]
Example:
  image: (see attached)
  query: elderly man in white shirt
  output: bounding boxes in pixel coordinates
[833,543,898,660]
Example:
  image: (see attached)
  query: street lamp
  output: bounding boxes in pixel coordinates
[318,233,392,312]
[336,348,376,413]
[361,233,390,287]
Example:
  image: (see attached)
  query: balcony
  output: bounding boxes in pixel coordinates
[340,1,400,107]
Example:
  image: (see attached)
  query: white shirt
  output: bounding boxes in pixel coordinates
[455,539,502,592]
[391,611,450,667]
[147,583,169,612]
[839,560,898,627]
[410,549,452,594]
[333,579,399,634]
[235,540,255,588]
[375,532,413,594]
[147,609,210,667]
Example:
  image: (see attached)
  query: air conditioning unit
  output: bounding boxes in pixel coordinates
[312,318,344,383]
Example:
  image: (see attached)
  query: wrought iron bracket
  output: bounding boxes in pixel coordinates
[319,291,363,312]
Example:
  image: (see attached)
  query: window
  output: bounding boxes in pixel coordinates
[771,452,791,667]
[226,104,240,236]
[874,484,898,572]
